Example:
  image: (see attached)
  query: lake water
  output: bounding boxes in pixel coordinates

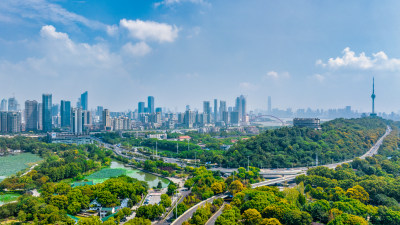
[84,161,170,188]
[0,153,42,182]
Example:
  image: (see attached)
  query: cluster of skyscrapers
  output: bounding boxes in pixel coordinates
[0,92,91,134]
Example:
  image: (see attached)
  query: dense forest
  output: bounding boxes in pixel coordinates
[222,118,388,168]
[211,123,400,225]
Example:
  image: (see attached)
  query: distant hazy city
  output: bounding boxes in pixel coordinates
[0,77,396,137]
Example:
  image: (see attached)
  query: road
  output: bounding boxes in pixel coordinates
[251,125,392,188]
[158,189,191,225]
[205,203,225,225]
[171,195,226,225]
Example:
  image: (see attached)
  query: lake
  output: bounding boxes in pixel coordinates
[84,161,170,188]
[0,153,43,182]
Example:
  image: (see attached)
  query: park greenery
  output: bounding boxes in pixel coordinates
[95,118,391,169]
[213,122,400,225]
[0,175,147,224]
[223,117,388,168]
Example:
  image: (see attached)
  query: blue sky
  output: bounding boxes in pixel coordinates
[1,0,400,113]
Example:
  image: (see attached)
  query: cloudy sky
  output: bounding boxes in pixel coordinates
[1,0,400,113]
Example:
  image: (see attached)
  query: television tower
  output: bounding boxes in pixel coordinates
[370,77,377,117]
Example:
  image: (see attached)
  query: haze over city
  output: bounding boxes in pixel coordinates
[1,0,400,113]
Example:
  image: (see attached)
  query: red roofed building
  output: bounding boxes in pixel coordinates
[178,136,191,141]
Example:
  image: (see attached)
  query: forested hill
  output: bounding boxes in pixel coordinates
[222,118,388,168]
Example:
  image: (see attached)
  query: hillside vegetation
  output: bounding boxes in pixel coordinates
[223,118,388,168]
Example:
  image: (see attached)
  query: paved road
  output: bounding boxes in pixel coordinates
[205,203,225,225]
[158,189,191,225]
[171,195,226,225]
[251,126,392,188]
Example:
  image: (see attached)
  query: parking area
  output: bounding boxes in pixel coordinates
[143,192,162,205]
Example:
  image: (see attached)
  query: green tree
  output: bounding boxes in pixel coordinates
[160,194,172,208]
[346,185,369,204]
[125,217,152,225]
[78,216,102,225]
[242,208,262,225]
[67,201,81,215]
[229,180,244,195]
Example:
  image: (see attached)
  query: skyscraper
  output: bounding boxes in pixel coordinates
[60,100,71,128]
[102,109,111,131]
[235,95,246,122]
[203,101,211,123]
[42,94,52,132]
[7,112,21,133]
[52,104,59,117]
[0,99,7,111]
[214,99,218,122]
[37,103,42,130]
[219,100,226,120]
[25,100,38,131]
[148,96,154,114]
[0,112,7,132]
[81,91,88,110]
[72,108,83,135]
[138,102,145,113]
[268,96,271,113]
[8,97,18,111]
[184,110,194,128]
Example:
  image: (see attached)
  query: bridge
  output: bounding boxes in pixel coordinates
[250,114,286,126]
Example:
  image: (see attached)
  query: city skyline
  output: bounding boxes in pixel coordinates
[1,1,400,112]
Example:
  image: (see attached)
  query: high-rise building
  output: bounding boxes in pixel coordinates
[148,96,155,114]
[6,112,21,133]
[72,108,83,135]
[0,112,7,132]
[138,102,145,113]
[42,94,52,132]
[240,95,246,122]
[0,99,7,111]
[96,106,103,116]
[230,111,239,126]
[102,109,111,131]
[8,97,18,111]
[222,111,229,125]
[203,101,211,123]
[156,107,162,113]
[235,95,246,122]
[184,110,194,128]
[81,91,88,110]
[52,104,59,117]
[38,103,42,130]
[219,101,226,116]
[83,110,92,132]
[214,99,218,122]
[25,100,38,131]
[60,100,71,128]
[268,96,271,113]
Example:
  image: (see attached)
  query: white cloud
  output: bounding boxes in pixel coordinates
[106,25,119,37]
[154,0,209,7]
[311,74,325,82]
[0,0,106,30]
[317,47,400,71]
[40,25,69,40]
[239,82,258,90]
[0,25,129,81]
[264,71,290,80]
[122,42,152,57]
[120,19,179,43]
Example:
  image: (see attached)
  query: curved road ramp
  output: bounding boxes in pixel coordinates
[251,125,392,188]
